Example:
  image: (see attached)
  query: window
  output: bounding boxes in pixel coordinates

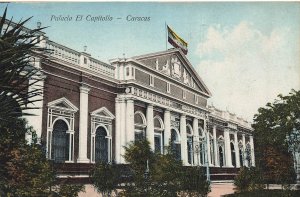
[171,129,181,161]
[95,127,109,163]
[218,136,225,167]
[154,116,164,154]
[47,97,78,163]
[231,142,236,167]
[51,120,70,163]
[246,143,251,167]
[183,90,186,99]
[134,111,147,141]
[195,95,198,104]
[150,75,154,86]
[239,141,243,167]
[167,83,170,93]
[84,57,87,64]
[186,124,194,165]
[126,67,130,76]
[90,107,114,163]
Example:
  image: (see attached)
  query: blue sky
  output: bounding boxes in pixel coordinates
[2,2,300,120]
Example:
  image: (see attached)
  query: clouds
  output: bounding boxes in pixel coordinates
[196,21,300,120]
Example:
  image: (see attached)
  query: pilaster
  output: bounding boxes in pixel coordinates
[193,118,199,166]
[114,98,121,163]
[120,99,126,163]
[77,85,90,163]
[224,129,233,167]
[250,135,255,166]
[242,134,246,166]
[213,125,219,167]
[234,132,241,168]
[126,99,135,143]
[180,114,188,165]
[146,104,155,150]
[164,109,171,151]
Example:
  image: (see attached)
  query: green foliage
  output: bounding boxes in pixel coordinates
[0,7,46,122]
[91,162,120,197]
[234,167,264,193]
[253,89,300,185]
[0,118,55,196]
[95,139,211,197]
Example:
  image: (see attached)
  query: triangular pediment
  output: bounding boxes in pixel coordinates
[47,97,78,112]
[91,107,115,119]
[133,48,211,96]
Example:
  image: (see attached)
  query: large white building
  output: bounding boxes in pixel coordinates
[21,22,255,182]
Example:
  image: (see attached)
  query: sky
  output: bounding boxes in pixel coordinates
[2,2,300,121]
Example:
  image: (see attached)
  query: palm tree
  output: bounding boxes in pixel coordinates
[0,7,46,122]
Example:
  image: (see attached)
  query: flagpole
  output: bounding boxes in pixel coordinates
[165,22,167,51]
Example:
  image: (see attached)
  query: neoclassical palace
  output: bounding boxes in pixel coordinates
[22,25,255,181]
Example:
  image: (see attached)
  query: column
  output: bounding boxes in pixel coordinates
[250,135,255,166]
[120,99,126,163]
[146,104,154,150]
[164,109,171,151]
[213,125,219,167]
[180,114,188,165]
[242,134,246,166]
[234,132,241,168]
[224,129,233,167]
[193,118,199,166]
[206,129,212,166]
[126,99,135,143]
[115,98,121,163]
[77,85,90,163]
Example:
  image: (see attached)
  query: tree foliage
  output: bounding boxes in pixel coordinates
[0,118,55,196]
[0,6,45,122]
[92,139,210,197]
[252,89,300,184]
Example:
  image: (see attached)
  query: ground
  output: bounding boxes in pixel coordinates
[78,182,236,197]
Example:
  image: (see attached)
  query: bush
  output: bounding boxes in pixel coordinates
[234,167,264,192]
[91,162,121,197]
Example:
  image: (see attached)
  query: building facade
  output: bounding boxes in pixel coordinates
[23,27,255,180]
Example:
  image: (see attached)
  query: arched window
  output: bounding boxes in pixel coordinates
[218,136,225,167]
[95,127,108,163]
[51,119,70,163]
[198,127,205,166]
[90,107,114,163]
[47,97,77,162]
[154,116,164,154]
[219,146,224,167]
[246,143,251,167]
[231,142,236,167]
[186,124,194,165]
[239,141,243,167]
[134,112,146,141]
[171,128,181,161]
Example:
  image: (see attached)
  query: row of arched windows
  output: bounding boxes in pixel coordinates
[50,119,110,163]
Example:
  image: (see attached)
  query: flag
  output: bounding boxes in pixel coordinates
[167,25,188,55]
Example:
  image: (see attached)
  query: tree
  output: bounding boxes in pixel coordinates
[91,162,121,197]
[0,8,85,196]
[0,118,55,196]
[252,89,300,185]
[92,139,210,197]
[0,7,45,122]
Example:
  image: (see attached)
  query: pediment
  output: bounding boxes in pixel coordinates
[134,49,211,96]
[91,107,115,119]
[47,97,78,112]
